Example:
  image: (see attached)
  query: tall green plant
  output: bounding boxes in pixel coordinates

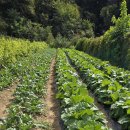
[101,0,130,67]
[111,0,130,37]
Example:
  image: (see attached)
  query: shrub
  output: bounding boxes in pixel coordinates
[53,34,71,48]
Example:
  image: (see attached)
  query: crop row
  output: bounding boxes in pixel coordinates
[56,49,110,130]
[66,49,130,130]
[0,38,47,91]
[74,50,130,89]
[0,49,56,130]
[0,36,47,66]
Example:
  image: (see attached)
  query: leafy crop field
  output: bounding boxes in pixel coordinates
[56,50,109,130]
[66,49,130,130]
[0,38,130,130]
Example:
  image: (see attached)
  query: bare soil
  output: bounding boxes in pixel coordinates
[0,81,18,118]
[34,59,62,130]
[46,59,61,130]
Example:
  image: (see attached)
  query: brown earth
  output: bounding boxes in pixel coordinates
[0,81,18,118]
[33,59,61,130]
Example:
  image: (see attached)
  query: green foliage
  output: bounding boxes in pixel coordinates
[11,0,36,18]
[75,37,103,57]
[51,0,94,38]
[0,17,8,34]
[0,36,47,90]
[73,49,130,90]
[0,49,56,129]
[67,49,130,129]
[100,4,119,31]
[53,34,71,48]
[125,33,130,69]
[9,16,52,41]
[0,36,47,66]
[101,0,130,66]
[74,0,115,34]
[75,0,130,70]
[0,0,95,41]
[46,32,55,47]
[56,49,110,130]
[54,0,80,19]
[53,0,80,38]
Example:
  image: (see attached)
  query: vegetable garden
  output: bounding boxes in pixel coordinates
[0,37,130,130]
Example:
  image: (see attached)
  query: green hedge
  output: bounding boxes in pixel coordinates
[76,37,103,58]
[75,34,130,69]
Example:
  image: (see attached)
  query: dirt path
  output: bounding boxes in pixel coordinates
[45,58,61,130]
[33,58,62,130]
[0,81,18,119]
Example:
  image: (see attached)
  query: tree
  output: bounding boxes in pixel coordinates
[52,0,80,38]
[102,0,130,66]
[100,4,119,32]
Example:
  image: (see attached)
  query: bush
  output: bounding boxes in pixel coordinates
[8,16,53,41]
[53,34,71,48]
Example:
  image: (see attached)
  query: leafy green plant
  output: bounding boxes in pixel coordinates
[0,49,56,129]
[74,49,130,90]
[56,49,110,130]
[66,49,130,129]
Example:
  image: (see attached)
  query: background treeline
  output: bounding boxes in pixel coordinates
[1,0,130,69]
[1,0,129,45]
[0,0,94,45]
[76,0,130,69]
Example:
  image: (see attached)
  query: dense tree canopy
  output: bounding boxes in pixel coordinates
[0,0,130,42]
